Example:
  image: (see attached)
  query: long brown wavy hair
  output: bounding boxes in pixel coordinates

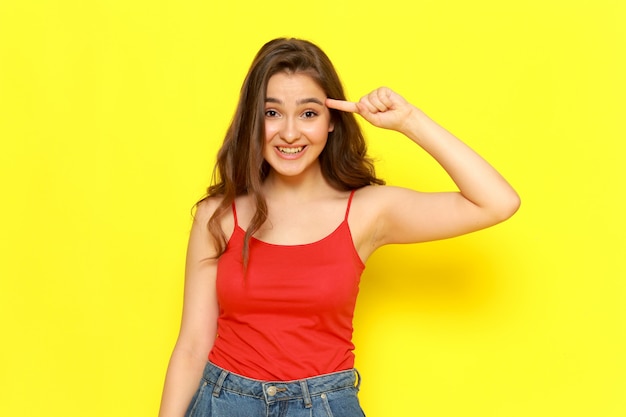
[200,38,384,263]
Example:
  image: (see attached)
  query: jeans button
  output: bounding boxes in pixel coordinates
[267,386,277,396]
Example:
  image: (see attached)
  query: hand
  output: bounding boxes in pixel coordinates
[326,87,417,134]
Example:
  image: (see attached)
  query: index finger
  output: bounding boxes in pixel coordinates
[326,98,359,113]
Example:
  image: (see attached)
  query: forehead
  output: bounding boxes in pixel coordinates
[266,72,326,99]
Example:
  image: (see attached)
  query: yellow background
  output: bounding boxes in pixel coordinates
[1,1,624,416]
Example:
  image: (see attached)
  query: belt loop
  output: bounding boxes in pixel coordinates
[300,380,312,408]
[212,370,229,397]
[354,369,362,390]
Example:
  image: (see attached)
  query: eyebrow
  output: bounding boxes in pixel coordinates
[265,97,325,106]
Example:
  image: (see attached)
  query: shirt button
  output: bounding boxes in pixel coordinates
[267,386,277,396]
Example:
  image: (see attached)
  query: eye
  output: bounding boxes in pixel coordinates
[302,110,318,119]
[265,109,279,118]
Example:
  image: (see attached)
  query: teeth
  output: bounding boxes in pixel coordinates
[278,146,303,154]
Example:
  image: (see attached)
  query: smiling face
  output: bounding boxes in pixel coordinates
[263,71,334,180]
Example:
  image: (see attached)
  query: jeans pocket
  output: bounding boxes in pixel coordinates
[318,388,365,417]
[184,380,211,417]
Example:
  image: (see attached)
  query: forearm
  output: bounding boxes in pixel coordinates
[402,108,520,219]
[158,346,208,417]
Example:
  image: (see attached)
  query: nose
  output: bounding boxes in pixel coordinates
[279,118,301,143]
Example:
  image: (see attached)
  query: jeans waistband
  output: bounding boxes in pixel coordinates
[202,362,360,407]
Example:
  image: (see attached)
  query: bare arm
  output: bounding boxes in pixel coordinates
[158,200,220,417]
[327,88,520,249]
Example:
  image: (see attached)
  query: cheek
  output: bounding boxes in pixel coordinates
[302,122,331,141]
[264,123,277,142]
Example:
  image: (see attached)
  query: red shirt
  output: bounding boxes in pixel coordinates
[208,191,364,380]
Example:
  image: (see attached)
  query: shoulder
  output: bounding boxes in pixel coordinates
[349,185,430,257]
[193,196,224,225]
[193,195,237,238]
[352,184,420,206]
[188,195,236,258]
[350,184,411,218]
[350,185,384,216]
[354,184,429,211]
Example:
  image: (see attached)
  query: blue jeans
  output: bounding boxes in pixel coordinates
[185,362,366,417]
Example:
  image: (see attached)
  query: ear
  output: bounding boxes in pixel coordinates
[328,120,335,133]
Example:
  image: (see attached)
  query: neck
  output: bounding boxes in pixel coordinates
[262,164,333,201]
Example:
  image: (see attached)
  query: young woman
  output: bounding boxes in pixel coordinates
[158,38,520,417]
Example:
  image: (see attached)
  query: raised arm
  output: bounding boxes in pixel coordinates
[158,199,221,417]
[327,88,520,249]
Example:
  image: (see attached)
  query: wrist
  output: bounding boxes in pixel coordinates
[400,106,429,142]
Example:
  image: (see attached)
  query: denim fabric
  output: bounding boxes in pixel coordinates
[185,362,366,417]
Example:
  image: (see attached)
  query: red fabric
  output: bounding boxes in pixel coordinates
[208,191,365,381]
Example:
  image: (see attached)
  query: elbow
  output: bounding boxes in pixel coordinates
[495,191,521,222]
